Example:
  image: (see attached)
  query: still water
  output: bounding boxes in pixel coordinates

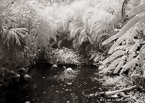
[2,65,104,103]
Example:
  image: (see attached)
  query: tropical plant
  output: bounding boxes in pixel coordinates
[99,0,145,79]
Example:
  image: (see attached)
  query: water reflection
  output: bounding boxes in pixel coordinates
[2,66,103,103]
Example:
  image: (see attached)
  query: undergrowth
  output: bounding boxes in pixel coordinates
[36,48,82,65]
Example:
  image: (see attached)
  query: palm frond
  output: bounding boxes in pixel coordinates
[2,28,28,51]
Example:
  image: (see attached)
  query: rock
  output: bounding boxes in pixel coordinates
[25,101,30,103]
[67,101,70,103]
[24,74,31,81]
[52,64,57,68]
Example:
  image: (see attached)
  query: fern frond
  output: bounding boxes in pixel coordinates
[102,13,145,45]
[141,0,145,4]
[126,3,145,18]
[129,40,140,53]
[121,57,139,73]
[102,50,126,65]
[139,45,145,67]
[130,27,138,37]
[114,45,127,51]
[113,57,125,74]
[128,52,136,61]
[108,35,128,54]
[101,58,123,74]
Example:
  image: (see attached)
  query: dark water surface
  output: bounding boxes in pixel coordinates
[1,65,104,103]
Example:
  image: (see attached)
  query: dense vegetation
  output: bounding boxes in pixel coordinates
[0,0,145,103]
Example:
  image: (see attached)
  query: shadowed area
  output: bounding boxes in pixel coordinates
[1,65,103,103]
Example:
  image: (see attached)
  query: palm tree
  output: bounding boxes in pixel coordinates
[2,27,28,55]
[0,0,28,59]
[0,26,28,68]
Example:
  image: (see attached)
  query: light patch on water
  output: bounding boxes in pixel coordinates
[58,69,79,85]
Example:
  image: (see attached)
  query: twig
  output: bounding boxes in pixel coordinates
[87,85,137,98]
[96,85,137,96]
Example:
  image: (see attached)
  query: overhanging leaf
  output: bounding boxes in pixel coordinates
[108,36,126,54]
[113,59,125,74]
[139,45,145,67]
[102,50,126,65]
[100,58,123,74]
[121,57,139,73]
[126,4,145,18]
[102,14,145,45]
[129,40,140,53]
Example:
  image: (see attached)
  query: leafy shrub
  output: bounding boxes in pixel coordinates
[45,48,82,64]
[26,0,123,52]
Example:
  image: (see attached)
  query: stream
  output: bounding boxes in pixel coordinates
[1,65,105,103]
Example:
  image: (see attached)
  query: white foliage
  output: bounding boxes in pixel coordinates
[102,50,126,65]
[99,0,145,75]
[121,57,139,73]
[113,60,125,74]
[24,0,123,45]
[129,40,140,53]
[100,58,123,74]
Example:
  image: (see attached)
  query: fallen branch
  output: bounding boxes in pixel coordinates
[97,85,137,96]
[87,85,137,98]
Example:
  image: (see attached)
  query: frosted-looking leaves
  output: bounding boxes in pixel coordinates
[129,40,140,53]
[126,3,145,18]
[114,45,127,51]
[113,59,125,74]
[102,50,126,65]
[121,57,139,74]
[102,14,145,45]
[128,52,136,61]
[108,31,130,54]
[100,58,123,74]
[99,0,145,75]
[139,45,145,67]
